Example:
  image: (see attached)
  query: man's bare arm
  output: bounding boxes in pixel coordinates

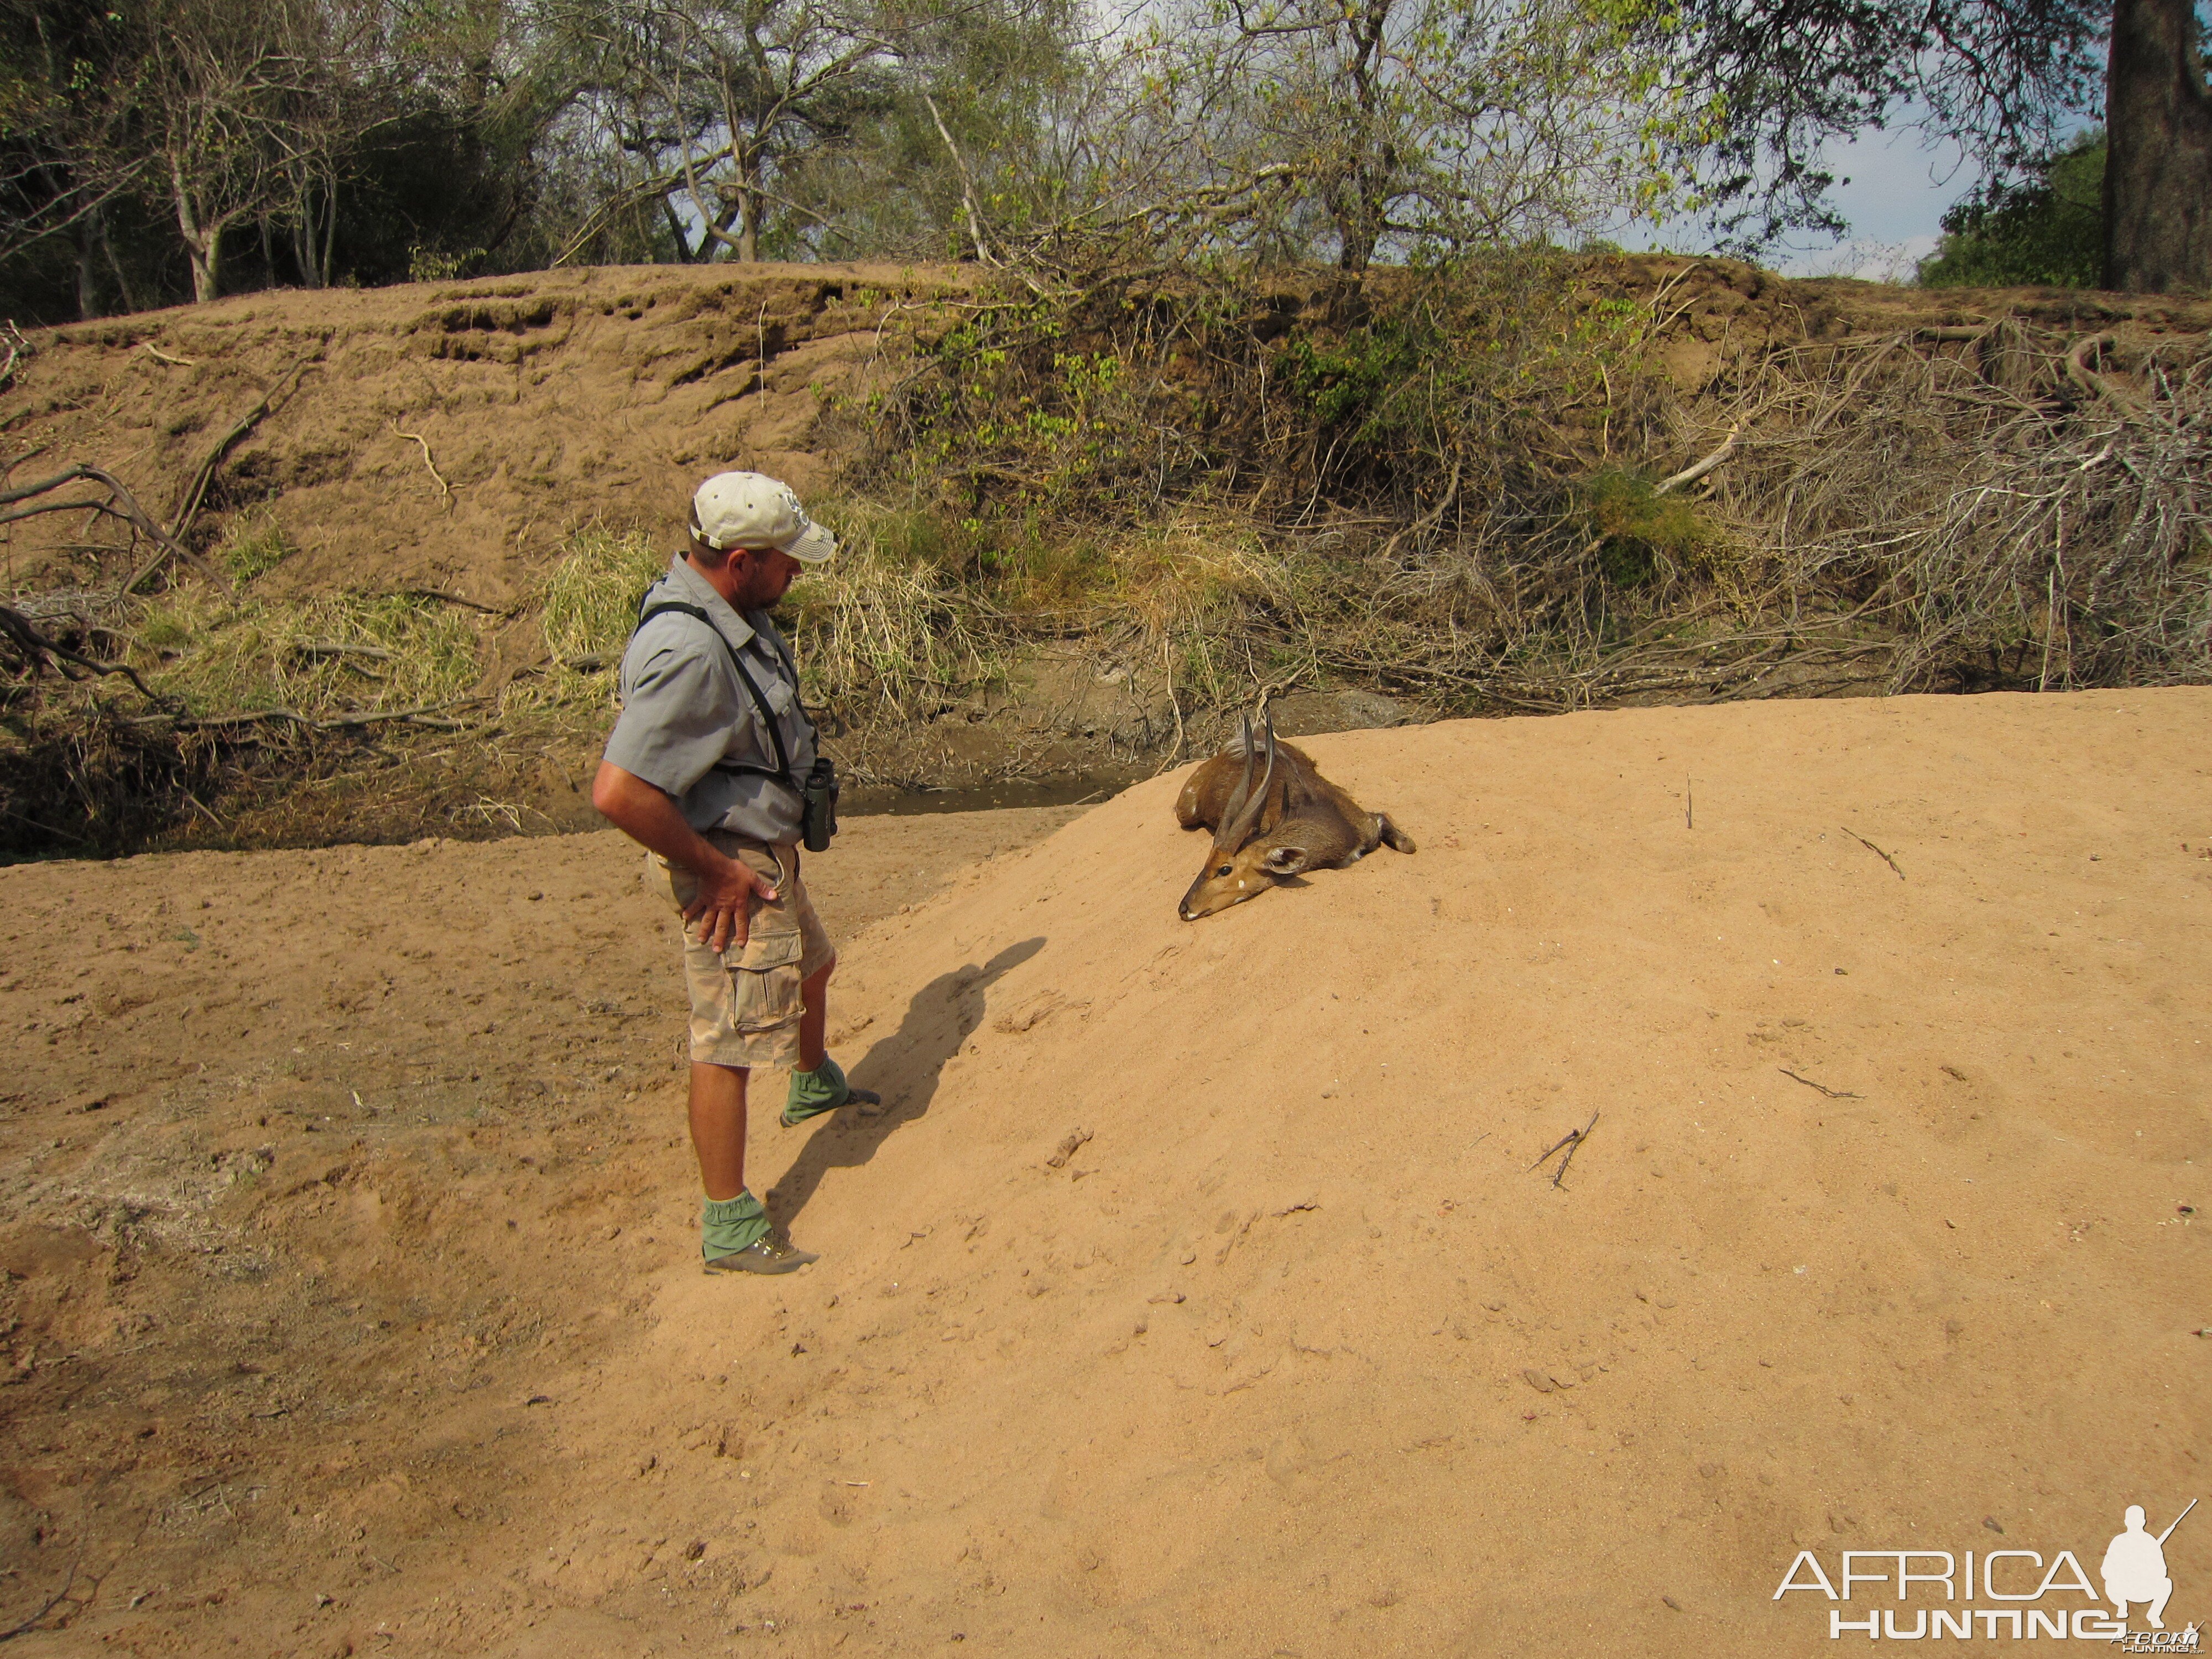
[591,761,776,953]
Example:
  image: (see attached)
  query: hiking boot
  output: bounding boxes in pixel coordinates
[703,1234,819,1275]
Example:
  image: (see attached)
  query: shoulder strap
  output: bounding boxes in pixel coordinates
[635,599,793,785]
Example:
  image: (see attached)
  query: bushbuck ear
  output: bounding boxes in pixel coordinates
[1261,844,1310,875]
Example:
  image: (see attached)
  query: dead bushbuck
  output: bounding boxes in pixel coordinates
[1175,712,1415,920]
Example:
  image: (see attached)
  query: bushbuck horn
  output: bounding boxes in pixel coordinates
[1215,714,1259,842]
[1217,711,1277,851]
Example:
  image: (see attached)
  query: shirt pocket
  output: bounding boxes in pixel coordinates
[758,670,799,720]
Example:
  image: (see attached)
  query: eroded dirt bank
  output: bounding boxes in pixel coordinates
[3,263,972,604]
[12,259,2208,606]
[2,690,2208,1656]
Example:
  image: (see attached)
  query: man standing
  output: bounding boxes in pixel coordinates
[591,472,877,1275]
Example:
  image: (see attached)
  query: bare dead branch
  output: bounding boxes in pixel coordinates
[170,352,322,542]
[0,603,176,706]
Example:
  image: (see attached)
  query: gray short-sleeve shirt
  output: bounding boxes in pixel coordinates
[602,555,817,844]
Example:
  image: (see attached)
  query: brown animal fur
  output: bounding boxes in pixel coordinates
[1174,714,1415,919]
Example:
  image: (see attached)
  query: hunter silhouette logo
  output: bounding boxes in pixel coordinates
[2106,1500,2194,1631]
[1773,1497,2199,1643]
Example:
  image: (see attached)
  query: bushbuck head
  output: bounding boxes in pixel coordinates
[1179,713,1297,920]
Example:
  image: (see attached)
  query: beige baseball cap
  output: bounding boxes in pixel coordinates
[688,471,837,562]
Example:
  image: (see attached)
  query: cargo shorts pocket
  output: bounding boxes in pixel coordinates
[729,927,806,1034]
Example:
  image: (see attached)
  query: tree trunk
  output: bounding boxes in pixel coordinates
[660,196,691,260]
[293,175,330,288]
[2103,0,2212,291]
[100,214,140,314]
[170,154,222,303]
[75,213,101,320]
[737,149,763,262]
[184,224,222,302]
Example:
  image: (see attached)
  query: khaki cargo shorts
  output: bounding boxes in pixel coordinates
[651,833,836,1069]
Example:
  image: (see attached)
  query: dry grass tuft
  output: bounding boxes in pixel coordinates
[538,525,670,664]
[510,524,671,713]
[787,499,997,722]
[131,588,485,719]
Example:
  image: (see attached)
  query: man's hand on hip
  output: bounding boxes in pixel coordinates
[590,760,781,953]
[685,852,779,954]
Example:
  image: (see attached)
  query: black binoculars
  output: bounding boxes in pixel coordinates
[801,756,841,852]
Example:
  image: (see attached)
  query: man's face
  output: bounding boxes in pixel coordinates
[731,546,804,609]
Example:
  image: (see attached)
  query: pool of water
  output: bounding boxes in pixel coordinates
[840,766,1155,818]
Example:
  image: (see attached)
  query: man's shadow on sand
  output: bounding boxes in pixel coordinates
[766,937,1044,1228]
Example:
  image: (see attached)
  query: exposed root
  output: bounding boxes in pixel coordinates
[388,421,456,508]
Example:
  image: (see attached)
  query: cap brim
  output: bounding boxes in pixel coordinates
[782,520,838,563]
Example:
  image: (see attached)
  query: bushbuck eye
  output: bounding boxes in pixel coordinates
[1215,864,1233,877]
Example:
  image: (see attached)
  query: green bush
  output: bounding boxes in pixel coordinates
[1577,468,1713,589]
[1918,134,2104,290]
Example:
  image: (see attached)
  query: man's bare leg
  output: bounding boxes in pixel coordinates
[796,958,836,1073]
[692,1060,811,1271]
[690,1061,748,1201]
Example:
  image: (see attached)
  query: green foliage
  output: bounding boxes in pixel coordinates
[408,246,488,285]
[873,252,1671,569]
[1277,328,1426,436]
[1575,468,1712,588]
[138,610,192,650]
[1918,133,2105,290]
[218,511,294,586]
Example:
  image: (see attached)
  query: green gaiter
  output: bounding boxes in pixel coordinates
[782,1055,851,1125]
[702,1190,770,1260]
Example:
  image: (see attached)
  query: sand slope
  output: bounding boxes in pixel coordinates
[4,690,2209,1655]
[586,687,2210,1656]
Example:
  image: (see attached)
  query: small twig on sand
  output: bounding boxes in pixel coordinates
[1780,1067,1863,1100]
[0,1552,82,1642]
[387,422,454,507]
[389,588,513,615]
[137,342,198,368]
[1844,827,1905,879]
[1528,1109,1599,1189]
[1685,776,1693,830]
[1151,631,1186,777]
